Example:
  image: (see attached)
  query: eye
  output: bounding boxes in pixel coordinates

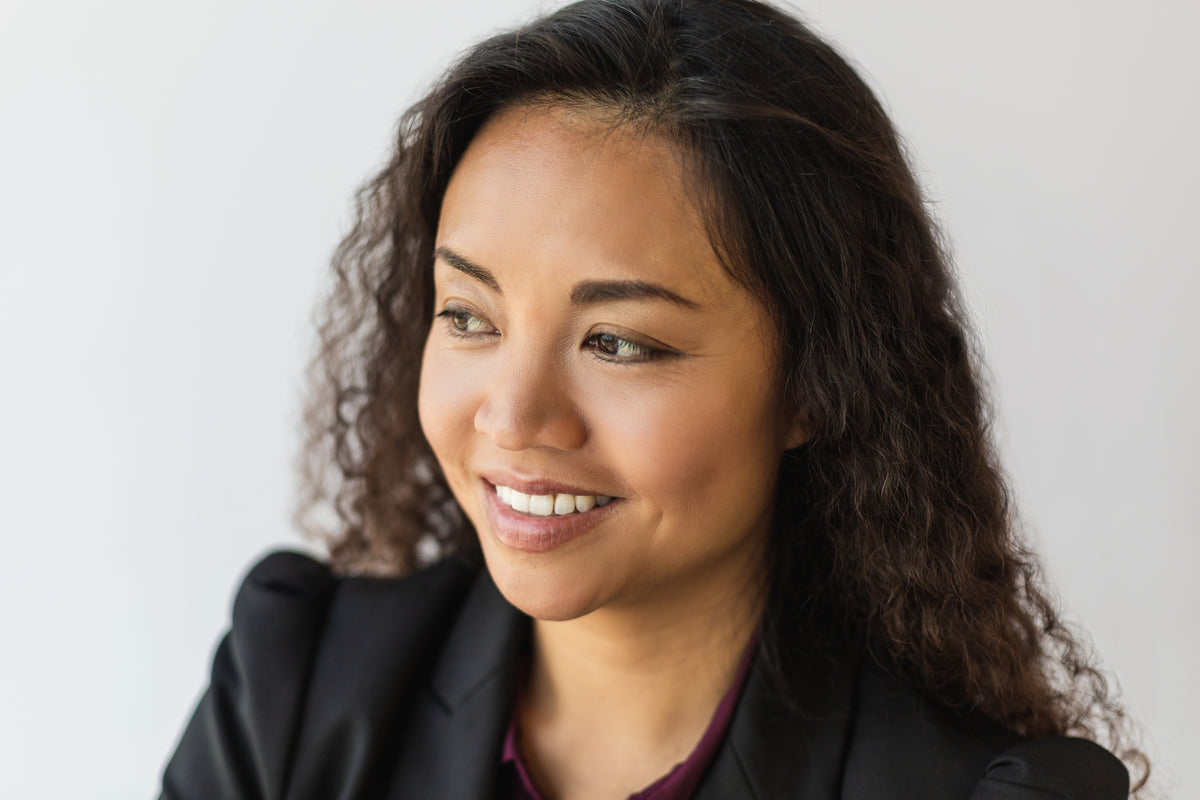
[435,307,495,336]
[585,332,667,363]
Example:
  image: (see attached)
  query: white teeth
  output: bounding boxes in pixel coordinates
[492,484,614,516]
[528,494,555,516]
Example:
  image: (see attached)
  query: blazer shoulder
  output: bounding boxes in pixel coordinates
[842,660,1019,799]
[971,737,1129,800]
[843,662,1128,800]
[160,550,479,800]
[224,548,481,702]
[229,549,480,663]
[161,550,336,799]
[231,550,336,625]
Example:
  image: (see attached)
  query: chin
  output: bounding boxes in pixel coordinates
[480,547,604,622]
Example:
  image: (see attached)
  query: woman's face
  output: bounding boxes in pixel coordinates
[419,104,804,622]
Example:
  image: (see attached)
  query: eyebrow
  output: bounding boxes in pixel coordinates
[569,280,699,310]
[434,246,700,310]
[435,246,500,292]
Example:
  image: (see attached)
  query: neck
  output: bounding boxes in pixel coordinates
[530,592,761,733]
[517,550,766,799]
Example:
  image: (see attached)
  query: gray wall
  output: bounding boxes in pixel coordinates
[1,0,1194,796]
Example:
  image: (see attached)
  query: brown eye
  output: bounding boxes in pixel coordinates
[587,332,652,360]
[436,307,492,335]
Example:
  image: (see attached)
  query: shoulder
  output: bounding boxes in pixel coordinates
[161,550,482,800]
[843,662,1129,800]
[227,550,335,637]
[971,738,1131,800]
[221,549,483,697]
[231,548,475,621]
[224,549,481,654]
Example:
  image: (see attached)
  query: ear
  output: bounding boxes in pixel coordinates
[782,405,811,450]
[784,421,810,450]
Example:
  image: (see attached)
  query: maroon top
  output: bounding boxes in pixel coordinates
[500,641,757,800]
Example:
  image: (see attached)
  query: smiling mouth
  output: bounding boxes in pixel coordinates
[492,483,614,517]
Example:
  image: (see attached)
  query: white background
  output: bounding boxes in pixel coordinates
[1,1,1195,797]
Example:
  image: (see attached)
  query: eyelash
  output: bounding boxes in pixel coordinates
[436,308,496,337]
[434,307,674,364]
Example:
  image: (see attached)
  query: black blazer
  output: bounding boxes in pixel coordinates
[160,552,1129,799]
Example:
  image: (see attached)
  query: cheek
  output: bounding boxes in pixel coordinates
[417,341,479,467]
[592,378,781,513]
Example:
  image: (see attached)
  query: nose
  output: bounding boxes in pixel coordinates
[473,346,588,452]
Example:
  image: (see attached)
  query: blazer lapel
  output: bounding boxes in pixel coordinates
[382,568,528,800]
[284,559,488,800]
[306,559,856,800]
[695,651,858,800]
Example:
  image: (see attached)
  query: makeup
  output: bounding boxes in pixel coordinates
[481,478,620,554]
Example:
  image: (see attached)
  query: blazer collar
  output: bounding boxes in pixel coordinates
[429,564,529,710]
[381,566,528,800]
[697,648,857,799]
[403,568,857,800]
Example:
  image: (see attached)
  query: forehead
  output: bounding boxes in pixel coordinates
[436,104,730,303]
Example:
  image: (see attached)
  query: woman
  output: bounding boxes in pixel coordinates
[161,0,1147,797]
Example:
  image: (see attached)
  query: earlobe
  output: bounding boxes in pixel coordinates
[781,401,812,450]
[784,421,810,450]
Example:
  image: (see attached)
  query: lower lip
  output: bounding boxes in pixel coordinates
[482,480,618,554]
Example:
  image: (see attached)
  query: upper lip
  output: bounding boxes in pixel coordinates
[480,470,617,498]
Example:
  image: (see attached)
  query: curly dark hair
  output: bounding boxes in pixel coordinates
[297,0,1148,791]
